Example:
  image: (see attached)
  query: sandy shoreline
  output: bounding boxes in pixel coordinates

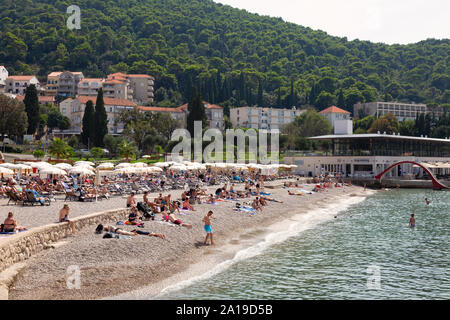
[7,181,372,300]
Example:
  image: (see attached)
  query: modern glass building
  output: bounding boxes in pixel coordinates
[284,133,450,178]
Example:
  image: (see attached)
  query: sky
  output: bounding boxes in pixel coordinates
[214,0,450,44]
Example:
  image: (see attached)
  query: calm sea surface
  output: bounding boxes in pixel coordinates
[157,189,449,300]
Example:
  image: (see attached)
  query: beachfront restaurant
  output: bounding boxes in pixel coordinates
[284,133,450,178]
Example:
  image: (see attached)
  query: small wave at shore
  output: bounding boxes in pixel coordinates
[148,190,374,299]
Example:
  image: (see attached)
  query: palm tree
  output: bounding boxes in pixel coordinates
[118,140,138,162]
[49,138,73,159]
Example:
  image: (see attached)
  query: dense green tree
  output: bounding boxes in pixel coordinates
[0,0,447,110]
[23,85,40,135]
[48,138,73,159]
[187,89,207,136]
[81,100,95,147]
[0,94,28,140]
[94,88,108,147]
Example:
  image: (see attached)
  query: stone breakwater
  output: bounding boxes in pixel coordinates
[0,208,130,273]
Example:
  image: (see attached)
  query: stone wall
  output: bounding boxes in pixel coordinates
[0,208,130,273]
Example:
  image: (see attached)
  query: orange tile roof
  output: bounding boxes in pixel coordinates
[127,74,154,79]
[76,96,137,107]
[319,106,350,114]
[80,78,103,82]
[16,95,55,103]
[48,72,63,77]
[138,106,184,113]
[7,75,37,81]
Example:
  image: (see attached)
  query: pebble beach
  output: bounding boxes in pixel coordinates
[3,180,368,300]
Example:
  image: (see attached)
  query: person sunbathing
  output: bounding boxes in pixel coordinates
[2,212,26,232]
[95,224,165,239]
[182,198,195,211]
[261,196,283,203]
[162,213,193,229]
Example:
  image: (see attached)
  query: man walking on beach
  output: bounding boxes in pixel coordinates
[203,210,214,245]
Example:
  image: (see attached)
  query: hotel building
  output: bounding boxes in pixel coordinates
[230,106,304,130]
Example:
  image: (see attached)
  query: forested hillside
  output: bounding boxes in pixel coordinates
[0,0,448,112]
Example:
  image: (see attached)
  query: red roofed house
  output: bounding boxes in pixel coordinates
[59,96,137,135]
[319,106,352,135]
[177,101,224,130]
[5,75,40,95]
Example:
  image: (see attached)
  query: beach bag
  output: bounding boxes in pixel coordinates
[137,202,154,220]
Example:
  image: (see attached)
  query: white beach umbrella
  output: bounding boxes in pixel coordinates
[116,162,132,168]
[39,167,68,175]
[0,167,14,175]
[70,167,95,176]
[114,167,136,174]
[168,164,187,171]
[75,161,95,166]
[148,167,163,173]
[132,162,147,168]
[54,163,73,170]
[97,162,115,169]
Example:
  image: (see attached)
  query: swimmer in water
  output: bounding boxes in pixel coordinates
[409,213,416,228]
[425,198,430,205]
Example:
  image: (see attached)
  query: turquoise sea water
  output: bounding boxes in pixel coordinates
[157,189,449,300]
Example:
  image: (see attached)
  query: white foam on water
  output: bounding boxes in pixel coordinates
[150,191,374,299]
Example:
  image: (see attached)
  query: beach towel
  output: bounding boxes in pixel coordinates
[260,192,272,196]
[0,229,27,235]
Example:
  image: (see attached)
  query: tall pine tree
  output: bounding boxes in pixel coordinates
[81,100,95,147]
[23,84,40,135]
[187,88,207,136]
[94,88,108,147]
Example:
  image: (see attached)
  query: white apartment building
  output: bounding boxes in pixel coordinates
[319,106,353,135]
[0,66,8,93]
[107,73,154,104]
[59,96,137,135]
[5,75,40,95]
[230,106,304,130]
[354,101,428,121]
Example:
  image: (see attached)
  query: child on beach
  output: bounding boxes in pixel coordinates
[202,210,214,245]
